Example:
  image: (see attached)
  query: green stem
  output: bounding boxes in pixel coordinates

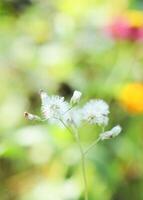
[84,137,101,155]
[84,127,104,155]
[74,131,88,200]
[59,118,73,136]
[59,119,88,200]
[63,105,75,115]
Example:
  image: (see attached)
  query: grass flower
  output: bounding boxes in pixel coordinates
[82,99,109,126]
[40,90,69,122]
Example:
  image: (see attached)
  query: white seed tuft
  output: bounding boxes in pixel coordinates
[41,91,69,123]
[82,99,109,126]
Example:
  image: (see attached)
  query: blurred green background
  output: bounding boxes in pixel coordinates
[0,0,143,199]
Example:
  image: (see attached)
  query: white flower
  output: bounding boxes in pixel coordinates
[100,125,122,140]
[40,91,69,121]
[82,99,109,126]
[70,90,82,105]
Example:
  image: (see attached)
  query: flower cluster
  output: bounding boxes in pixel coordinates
[25,90,122,140]
[25,89,122,200]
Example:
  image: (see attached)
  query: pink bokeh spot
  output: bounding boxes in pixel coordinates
[109,17,129,39]
[108,17,143,41]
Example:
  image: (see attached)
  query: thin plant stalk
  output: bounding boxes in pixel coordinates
[74,130,88,200]
[84,137,101,155]
[84,126,104,155]
[59,119,88,200]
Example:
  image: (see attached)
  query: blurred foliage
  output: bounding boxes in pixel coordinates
[0,0,143,199]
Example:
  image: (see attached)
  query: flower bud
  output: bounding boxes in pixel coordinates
[100,125,122,140]
[24,112,41,121]
[111,125,122,137]
[39,89,49,105]
[70,90,82,105]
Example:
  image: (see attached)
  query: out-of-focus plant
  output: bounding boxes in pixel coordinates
[25,89,122,200]
[108,10,143,41]
[119,82,143,114]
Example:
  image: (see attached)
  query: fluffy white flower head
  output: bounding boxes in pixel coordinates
[40,91,69,120]
[70,90,82,105]
[82,99,109,126]
[100,125,122,140]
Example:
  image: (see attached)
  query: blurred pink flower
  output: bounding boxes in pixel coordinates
[109,17,130,40]
[129,26,143,41]
[108,13,143,41]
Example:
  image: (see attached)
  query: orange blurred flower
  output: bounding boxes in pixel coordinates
[119,83,143,113]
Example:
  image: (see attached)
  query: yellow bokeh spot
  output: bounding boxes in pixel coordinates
[125,10,143,27]
[59,0,97,18]
[24,18,50,44]
[119,83,143,114]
